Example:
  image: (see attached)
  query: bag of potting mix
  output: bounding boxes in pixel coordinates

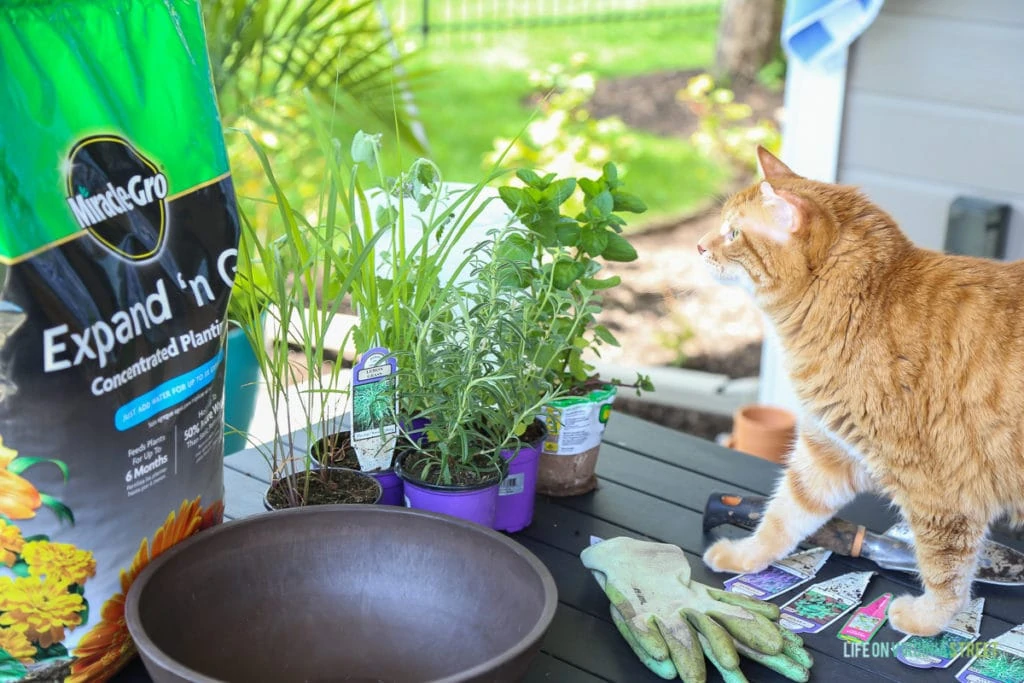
[0,1,239,679]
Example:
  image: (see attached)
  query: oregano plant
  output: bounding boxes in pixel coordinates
[497,162,654,395]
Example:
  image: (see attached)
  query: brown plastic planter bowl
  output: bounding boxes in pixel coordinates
[125,505,557,683]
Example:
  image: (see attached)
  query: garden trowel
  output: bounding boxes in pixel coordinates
[703,492,1024,586]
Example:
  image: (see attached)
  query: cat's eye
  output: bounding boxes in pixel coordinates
[725,227,740,242]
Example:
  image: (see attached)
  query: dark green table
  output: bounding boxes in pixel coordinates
[115,411,1024,681]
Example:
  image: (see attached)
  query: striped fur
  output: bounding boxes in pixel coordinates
[699,147,1024,636]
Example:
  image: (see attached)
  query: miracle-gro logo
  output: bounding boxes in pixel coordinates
[64,134,168,260]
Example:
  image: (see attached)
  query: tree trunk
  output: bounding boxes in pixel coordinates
[714,0,785,82]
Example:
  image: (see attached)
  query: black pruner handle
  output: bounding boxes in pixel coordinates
[703,492,769,532]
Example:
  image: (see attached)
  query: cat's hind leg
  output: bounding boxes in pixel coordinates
[704,431,870,574]
[888,511,986,636]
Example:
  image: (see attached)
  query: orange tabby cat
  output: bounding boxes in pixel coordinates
[698,146,1024,636]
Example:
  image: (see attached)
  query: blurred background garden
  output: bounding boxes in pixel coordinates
[205,0,787,439]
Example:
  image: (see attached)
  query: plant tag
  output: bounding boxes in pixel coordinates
[895,597,985,669]
[537,386,616,456]
[955,621,1024,682]
[838,592,892,644]
[778,571,875,634]
[724,546,832,600]
[350,347,398,472]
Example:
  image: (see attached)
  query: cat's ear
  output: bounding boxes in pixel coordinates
[756,146,798,180]
[757,181,805,240]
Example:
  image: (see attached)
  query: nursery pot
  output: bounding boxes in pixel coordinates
[731,404,797,463]
[125,505,557,683]
[394,450,504,528]
[311,431,404,506]
[263,467,382,511]
[222,322,261,455]
[493,418,547,533]
[536,384,617,497]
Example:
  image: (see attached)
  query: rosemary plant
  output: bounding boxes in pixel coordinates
[389,224,596,487]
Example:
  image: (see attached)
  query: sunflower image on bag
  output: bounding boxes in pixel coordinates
[0,0,240,680]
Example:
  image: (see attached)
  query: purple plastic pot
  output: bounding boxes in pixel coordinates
[494,420,548,533]
[394,451,502,527]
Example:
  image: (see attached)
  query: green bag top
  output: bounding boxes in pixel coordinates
[0,0,229,264]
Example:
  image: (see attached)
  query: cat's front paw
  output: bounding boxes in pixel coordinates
[703,537,774,574]
[889,594,958,636]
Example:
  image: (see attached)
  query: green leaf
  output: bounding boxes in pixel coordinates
[39,494,74,526]
[516,168,544,188]
[34,641,69,660]
[578,177,603,199]
[7,456,69,482]
[11,559,29,577]
[495,235,533,265]
[548,178,577,205]
[581,275,621,290]
[0,660,27,682]
[415,160,438,187]
[603,162,618,184]
[498,186,530,214]
[593,325,620,346]
[602,232,638,262]
[375,205,398,230]
[589,190,614,216]
[612,191,647,214]
[551,259,586,290]
[555,218,582,246]
[579,229,609,257]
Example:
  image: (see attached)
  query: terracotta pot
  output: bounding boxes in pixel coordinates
[731,404,796,463]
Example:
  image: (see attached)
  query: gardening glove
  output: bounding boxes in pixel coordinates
[581,537,813,683]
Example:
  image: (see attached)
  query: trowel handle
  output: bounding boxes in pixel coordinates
[703,492,874,560]
[703,493,769,532]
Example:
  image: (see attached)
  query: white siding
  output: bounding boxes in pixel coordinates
[836,0,1024,258]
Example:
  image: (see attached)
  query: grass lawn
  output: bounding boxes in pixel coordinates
[228,3,732,233]
[367,7,730,227]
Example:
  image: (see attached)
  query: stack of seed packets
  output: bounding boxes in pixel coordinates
[778,571,876,635]
[895,598,985,670]
[722,547,833,600]
[955,621,1024,683]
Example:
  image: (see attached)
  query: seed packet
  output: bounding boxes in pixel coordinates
[838,593,892,644]
[895,597,985,669]
[723,547,833,600]
[779,571,875,634]
[955,621,1024,683]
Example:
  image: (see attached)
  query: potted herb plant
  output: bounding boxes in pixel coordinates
[497,163,653,496]
[385,225,572,528]
[229,127,389,509]
[310,130,521,506]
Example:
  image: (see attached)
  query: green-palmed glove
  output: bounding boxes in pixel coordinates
[581,537,813,683]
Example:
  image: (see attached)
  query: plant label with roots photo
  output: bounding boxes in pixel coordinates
[956,621,1024,683]
[723,546,832,600]
[896,598,985,670]
[778,571,875,634]
[351,347,398,472]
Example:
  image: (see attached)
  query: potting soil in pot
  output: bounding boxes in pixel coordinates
[0,1,238,680]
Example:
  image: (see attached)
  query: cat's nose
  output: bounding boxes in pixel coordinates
[697,244,706,255]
